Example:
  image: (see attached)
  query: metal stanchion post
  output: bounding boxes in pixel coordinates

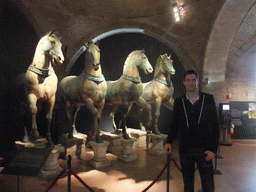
[67,155,71,192]
[167,154,171,192]
[213,142,223,175]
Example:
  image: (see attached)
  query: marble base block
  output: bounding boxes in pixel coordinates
[88,141,110,169]
[118,138,137,162]
[148,134,167,156]
[58,133,86,159]
[101,131,123,155]
[39,145,65,180]
[127,128,147,148]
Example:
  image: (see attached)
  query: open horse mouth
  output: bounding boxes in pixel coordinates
[93,63,100,70]
[53,57,63,65]
[145,68,153,74]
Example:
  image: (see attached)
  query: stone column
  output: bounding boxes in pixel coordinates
[118,138,137,162]
[148,134,167,155]
[88,141,110,169]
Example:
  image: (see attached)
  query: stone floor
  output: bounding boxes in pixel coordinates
[1,135,256,192]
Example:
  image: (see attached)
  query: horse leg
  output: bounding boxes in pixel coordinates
[45,96,56,148]
[27,94,40,140]
[95,100,105,143]
[72,106,80,135]
[136,97,152,131]
[109,105,118,133]
[64,100,74,139]
[84,99,102,143]
[120,103,130,140]
[153,97,162,135]
[137,106,146,131]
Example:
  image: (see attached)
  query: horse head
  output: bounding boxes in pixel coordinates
[85,41,101,70]
[41,30,64,65]
[134,49,153,75]
[158,54,175,76]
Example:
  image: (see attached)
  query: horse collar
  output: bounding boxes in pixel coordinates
[28,65,54,77]
[84,73,105,83]
[122,74,141,83]
[153,77,172,87]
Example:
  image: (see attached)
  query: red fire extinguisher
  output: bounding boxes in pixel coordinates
[229,122,234,135]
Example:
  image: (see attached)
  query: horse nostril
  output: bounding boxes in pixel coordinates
[58,57,61,61]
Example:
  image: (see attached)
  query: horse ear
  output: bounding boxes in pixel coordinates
[160,54,164,59]
[48,31,54,36]
[85,42,89,49]
[48,30,61,39]
[141,49,145,53]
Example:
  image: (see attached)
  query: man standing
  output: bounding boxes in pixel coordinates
[164,69,220,192]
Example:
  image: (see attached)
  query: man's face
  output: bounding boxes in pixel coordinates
[183,74,199,92]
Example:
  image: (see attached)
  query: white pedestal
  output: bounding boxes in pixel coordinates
[118,138,137,162]
[58,133,86,159]
[100,131,123,155]
[88,141,110,169]
[126,128,147,148]
[39,145,65,180]
[148,134,167,156]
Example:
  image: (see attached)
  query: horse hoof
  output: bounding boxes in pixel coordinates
[96,136,104,143]
[153,129,161,135]
[30,130,40,138]
[123,133,130,140]
[68,133,74,139]
[46,141,54,149]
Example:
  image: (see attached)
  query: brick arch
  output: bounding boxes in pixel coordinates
[65,22,197,75]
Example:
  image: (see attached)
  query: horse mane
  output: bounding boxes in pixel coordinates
[154,54,167,76]
[124,50,144,66]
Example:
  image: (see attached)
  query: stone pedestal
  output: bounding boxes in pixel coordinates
[39,145,65,180]
[148,134,167,156]
[15,138,47,149]
[118,138,137,162]
[88,141,110,169]
[58,133,86,159]
[101,131,123,155]
[126,128,147,148]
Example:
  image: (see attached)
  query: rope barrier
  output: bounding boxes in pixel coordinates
[70,170,95,192]
[44,155,198,192]
[142,155,172,192]
[142,155,198,192]
[44,155,95,192]
[44,169,66,192]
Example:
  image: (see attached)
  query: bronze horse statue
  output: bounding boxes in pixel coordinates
[106,50,153,139]
[128,54,175,135]
[59,41,107,143]
[17,30,64,147]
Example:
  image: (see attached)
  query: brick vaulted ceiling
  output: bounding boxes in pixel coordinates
[8,0,256,84]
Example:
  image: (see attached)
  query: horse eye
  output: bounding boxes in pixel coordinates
[50,41,56,45]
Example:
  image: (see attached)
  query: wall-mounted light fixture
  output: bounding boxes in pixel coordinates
[172,2,181,22]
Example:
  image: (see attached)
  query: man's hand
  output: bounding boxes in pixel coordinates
[205,150,215,161]
[164,143,172,154]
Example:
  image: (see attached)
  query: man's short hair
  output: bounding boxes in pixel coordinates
[183,69,198,81]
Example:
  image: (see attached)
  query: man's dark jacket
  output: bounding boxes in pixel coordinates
[166,92,220,155]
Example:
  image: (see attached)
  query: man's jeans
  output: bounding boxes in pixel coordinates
[180,148,214,192]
